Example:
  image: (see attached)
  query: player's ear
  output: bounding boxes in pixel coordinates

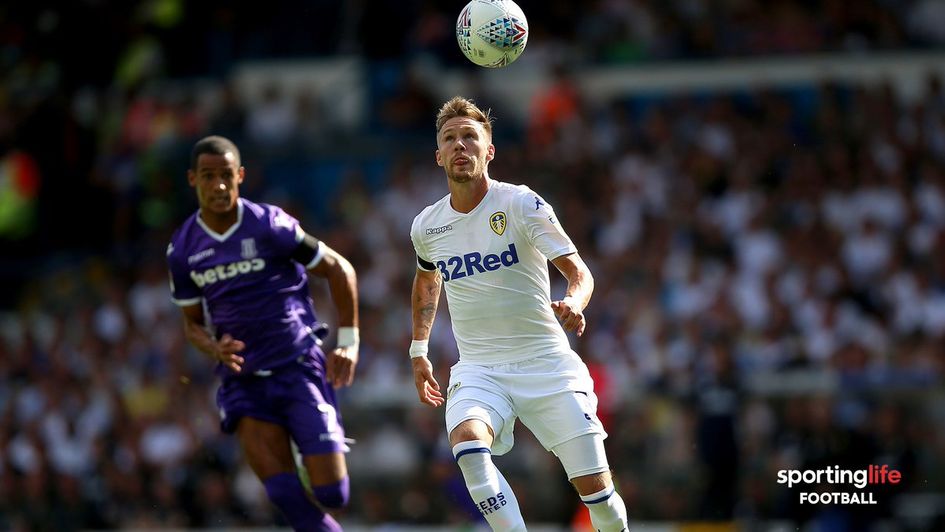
[486,143,495,162]
[435,149,444,167]
[187,170,197,187]
[238,166,246,184]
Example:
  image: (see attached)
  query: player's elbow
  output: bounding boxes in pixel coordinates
[416,267,441,287]
[338,255,357,282]
[327,254,357,286]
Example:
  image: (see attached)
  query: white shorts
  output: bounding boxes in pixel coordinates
[444,351,607,456]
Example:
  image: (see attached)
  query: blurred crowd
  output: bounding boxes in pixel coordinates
[3,0,945,531]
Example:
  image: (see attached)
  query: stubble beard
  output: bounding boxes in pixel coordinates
[446,161,483,185]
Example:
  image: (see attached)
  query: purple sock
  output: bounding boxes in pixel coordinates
[311,476,350,510]
[262,473,342,532]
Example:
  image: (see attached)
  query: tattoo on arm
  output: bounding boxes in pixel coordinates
[412,274,441,339]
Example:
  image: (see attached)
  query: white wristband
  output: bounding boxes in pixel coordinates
[337,327,359,348]
[409,339,429,359]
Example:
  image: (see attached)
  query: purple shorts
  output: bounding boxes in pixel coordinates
[216,356,348,455]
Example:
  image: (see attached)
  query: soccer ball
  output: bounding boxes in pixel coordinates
[456,0,528,68]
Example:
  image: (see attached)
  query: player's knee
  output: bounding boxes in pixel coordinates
[572,470,612,495]
[311,476,350,510]
[554,433,611,482]
[449,418,494,447]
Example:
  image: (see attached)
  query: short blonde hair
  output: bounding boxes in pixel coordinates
[435,96,493,136]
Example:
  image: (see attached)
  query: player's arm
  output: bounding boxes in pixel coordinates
[410,261,444,407]
[180,303,246,373]
[550,252,594,337]
[300,233,360,388]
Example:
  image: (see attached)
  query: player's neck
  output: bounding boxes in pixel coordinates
[199,207,239,234]
[449,174,490,213]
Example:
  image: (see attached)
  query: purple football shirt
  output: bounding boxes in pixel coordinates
[167,198,326,375]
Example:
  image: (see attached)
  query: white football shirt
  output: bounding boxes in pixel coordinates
[410,178,578,364]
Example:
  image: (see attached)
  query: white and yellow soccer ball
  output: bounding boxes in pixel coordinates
[456,0,528,68]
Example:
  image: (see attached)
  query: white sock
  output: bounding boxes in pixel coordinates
[453,440,526,531]
[581,485,628,532]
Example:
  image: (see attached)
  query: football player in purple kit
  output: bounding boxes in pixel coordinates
[167,136,358,531]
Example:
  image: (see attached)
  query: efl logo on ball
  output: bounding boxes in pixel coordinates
[456,0,528,68]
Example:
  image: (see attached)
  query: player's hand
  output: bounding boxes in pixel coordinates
[551,296,586,337]
[215,334,246,373]
[327,346,358,388]
[412,356,444,407]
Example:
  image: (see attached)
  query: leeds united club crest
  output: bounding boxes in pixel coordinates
[490,211,506,236]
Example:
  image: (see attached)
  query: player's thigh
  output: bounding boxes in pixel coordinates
[302,452,347,486]
[445,368,515,454]
[282,364,349,457]
[216,376,282,436]
[517,389,605,451]
[236,416,296,479]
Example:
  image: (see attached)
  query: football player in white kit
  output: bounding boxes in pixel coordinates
[408,96,629,532]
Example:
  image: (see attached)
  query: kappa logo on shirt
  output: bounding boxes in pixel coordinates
[426,224,453,235]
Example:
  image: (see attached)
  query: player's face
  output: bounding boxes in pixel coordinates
[435,117,494,183]
[188,152,244,215]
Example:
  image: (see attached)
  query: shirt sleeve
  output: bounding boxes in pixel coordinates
[517,188,577,261]
[166,241,202,306]
[267,204,306,257]
[409,213,436,270]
